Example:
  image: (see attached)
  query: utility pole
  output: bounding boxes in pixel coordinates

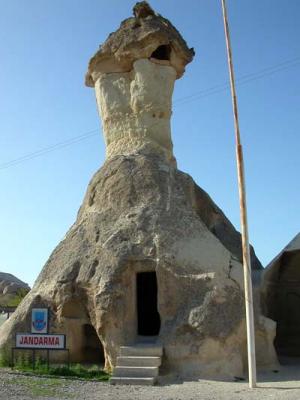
[221,0,257,389]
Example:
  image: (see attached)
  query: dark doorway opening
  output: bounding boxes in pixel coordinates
[82,324,105,364]
[137,272,160,336]
[151,45,171,61]
[273,251,300,358]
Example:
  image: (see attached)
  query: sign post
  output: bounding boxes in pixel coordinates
[13,307,69,370]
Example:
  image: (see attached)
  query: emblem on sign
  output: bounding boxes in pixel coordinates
[31,308,48,334]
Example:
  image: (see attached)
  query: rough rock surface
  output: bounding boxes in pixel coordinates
[0,1,277,381]
[0,273,30,305]
[95,59,178,165]
[85,1,194,86]
[0,152,276,378]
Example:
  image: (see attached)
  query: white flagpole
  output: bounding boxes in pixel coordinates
[220,0,257,389]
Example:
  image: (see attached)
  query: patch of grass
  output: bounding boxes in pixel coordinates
[1,349,110,381]
[48,364,110,381]
[12,357,109,381]
[0,347,11,367]
[13,350,33,370]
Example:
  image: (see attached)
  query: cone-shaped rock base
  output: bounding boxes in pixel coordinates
[0,153,276,379]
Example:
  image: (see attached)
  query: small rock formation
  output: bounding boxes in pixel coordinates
[262,233,300,358]
[0,2,277,380]
[0,272,30,306]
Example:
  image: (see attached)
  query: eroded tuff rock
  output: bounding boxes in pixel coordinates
[0,273,30,305]
[86,1,194,86]
[94,59,178,165]
[0,1,277,380]
[87,1,194,165]
[0,153,277,377]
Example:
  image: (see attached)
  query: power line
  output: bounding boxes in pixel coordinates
[0,129,98,170]
[1,56,299,171]
[173,56,300,106]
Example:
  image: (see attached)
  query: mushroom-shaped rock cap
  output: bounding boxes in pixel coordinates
[86,1,194,87]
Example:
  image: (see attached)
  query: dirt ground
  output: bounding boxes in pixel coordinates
[1,364,300,400]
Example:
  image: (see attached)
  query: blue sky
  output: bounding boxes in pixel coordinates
[0,0,299,287]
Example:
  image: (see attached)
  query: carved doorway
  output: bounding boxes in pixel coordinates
[136,272,160,336]
[82,324,105,364]
[274,251,300,357]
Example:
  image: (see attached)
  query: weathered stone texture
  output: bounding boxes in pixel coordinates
[0,153,277,378]
[95,59,177,165]
[85,1,194,86]
[0,273,30,304]
[0,1,278,381]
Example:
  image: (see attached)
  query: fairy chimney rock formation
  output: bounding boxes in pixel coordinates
[0,2,278,380]
[86,1,194,165]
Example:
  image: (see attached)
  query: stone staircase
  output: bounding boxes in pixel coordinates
[110,343,163,385]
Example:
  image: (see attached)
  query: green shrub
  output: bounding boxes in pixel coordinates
[48,364,109,380]
[9,357,109,381]
[0,287,29,308]
[0,347,11,367]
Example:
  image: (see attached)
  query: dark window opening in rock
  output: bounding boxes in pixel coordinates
[137,271,160,336]
[151,45,171,61]
[273,251,300,358]
[82,324,105,364]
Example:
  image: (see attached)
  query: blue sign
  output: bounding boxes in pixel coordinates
[31,308,48,334]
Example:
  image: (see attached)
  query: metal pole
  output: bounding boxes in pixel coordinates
[33,349,36,370]
[221,0,257,388]
[11,348,14,369]
[47,349,50,371]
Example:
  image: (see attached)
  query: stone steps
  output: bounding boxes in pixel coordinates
[110,343,163,385]
[114,366,159,377]
[117,356,161,367]
[120,344,163,357]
